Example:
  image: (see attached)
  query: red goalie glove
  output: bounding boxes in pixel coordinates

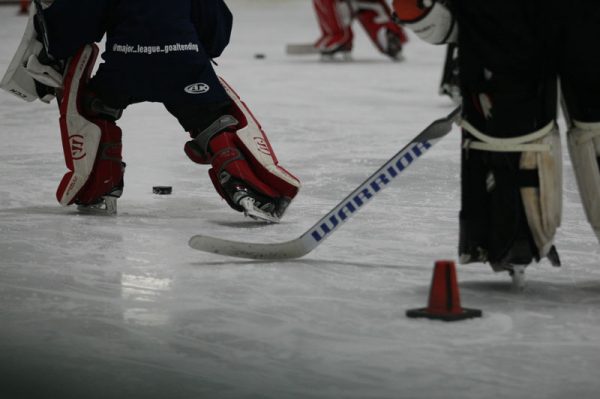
[392,0,433,22]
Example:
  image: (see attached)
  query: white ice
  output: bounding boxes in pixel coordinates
[1,1,600,398]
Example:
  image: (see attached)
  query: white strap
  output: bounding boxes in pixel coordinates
[572,120,600,145]
[461,119,555,152]
[573,120,600,130]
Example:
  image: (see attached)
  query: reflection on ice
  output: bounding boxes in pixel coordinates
[121,273,172,326]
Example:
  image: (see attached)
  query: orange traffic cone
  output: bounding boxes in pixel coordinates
[406,260,482,321]
[19,0,30,15]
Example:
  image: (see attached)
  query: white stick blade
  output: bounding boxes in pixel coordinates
[286,43,319,55]
[188,235,312,260]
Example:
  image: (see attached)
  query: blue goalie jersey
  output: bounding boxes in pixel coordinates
[42,0,233,105]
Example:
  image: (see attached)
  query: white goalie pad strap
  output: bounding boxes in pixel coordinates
[0,3,44,102]
[218,78,301,197]
[568,121,600,242]
[520,127,563,257]
[400,2,457,44]
[462,119,555,153]
[56,45,102,206]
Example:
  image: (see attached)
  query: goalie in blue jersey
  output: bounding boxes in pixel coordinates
[2,0,300,222]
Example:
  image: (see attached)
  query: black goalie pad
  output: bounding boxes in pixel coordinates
[458,138,540,268]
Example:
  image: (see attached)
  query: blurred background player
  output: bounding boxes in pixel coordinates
[294,0,407,60]
[3,0,300,222]
[393,0,600,286]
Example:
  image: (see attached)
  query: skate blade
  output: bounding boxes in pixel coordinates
[77,196,117,216]
[320,52,352,62]
[510,265,526,291]
[238,197,280,224]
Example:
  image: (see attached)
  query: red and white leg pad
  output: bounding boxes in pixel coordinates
[55,44,124,209]
[209,79,301,220]
[312,0,354,53]
[354,0,407,57]
[74,120,124,206]
[207,131,280,208]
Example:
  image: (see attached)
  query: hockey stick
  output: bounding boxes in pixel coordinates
[439,43,460,104]
[189,107,461,259]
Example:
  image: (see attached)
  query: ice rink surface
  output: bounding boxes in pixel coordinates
[1,1,600,398]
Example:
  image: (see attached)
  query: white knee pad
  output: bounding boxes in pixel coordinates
[568,121,600,242]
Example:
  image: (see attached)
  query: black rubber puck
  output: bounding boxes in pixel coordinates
[153,186,172,195]
[254,53,266,59]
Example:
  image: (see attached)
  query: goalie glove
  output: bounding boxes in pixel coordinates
[0,0,60,103]
[27,0,64,88]
[392,0,457,44]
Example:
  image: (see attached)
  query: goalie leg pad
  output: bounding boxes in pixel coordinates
[354,0,407,58]
[519,126,563,258]
[207,131,280,211]
[219,78,301,202]
[56,44,102,205]
[55,44,125,207]
[312,0,354,52]
[459,121,561,267]
[184,115,238,165]
[567,121,600,241]
[187,79,301,219]
[73,120,124,206]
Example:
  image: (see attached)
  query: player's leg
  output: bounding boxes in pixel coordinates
[354,0,408,60]
[55,44,126,215]
[312,0,354,55]
[171,81,300,222]
[455,0,562,280]
[560,2,600,242]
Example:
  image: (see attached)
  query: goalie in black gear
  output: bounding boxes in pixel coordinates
[393,0,600,283]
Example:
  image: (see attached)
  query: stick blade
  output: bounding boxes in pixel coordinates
[286,43,319,55]
[188,235,312,260]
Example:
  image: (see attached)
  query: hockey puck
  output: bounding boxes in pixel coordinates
[152,186,172,195]
[254,53,266,59]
